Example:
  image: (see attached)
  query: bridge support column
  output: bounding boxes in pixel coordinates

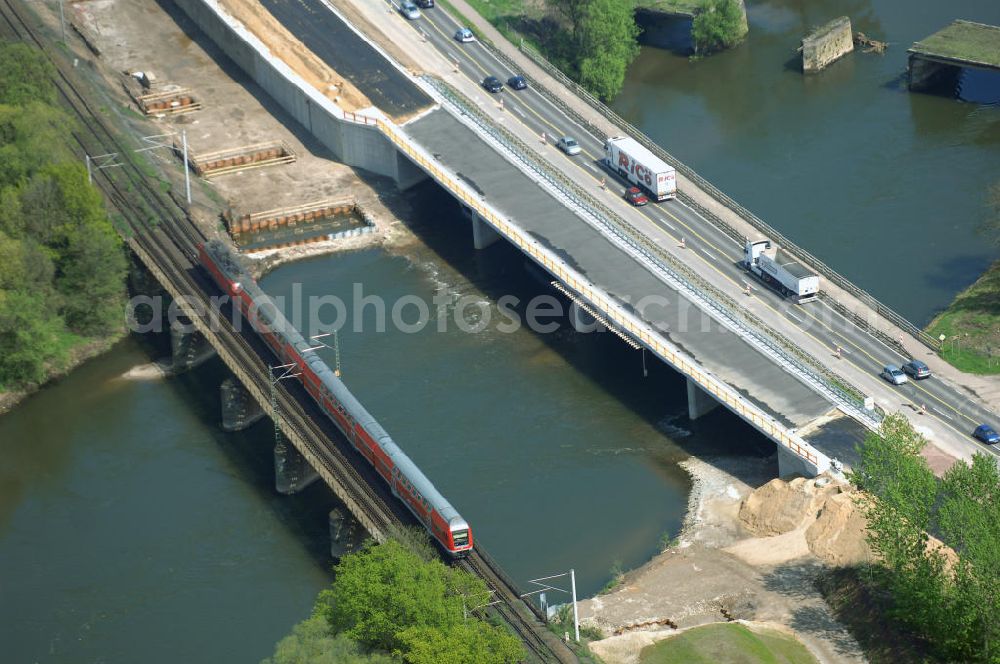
[220,377,264,432]
[470,211,500,250]
[329,508,362,560]
[274,438,320,494]
[169,318,215,373]
[686,377,718,420]
[777,446,819,479]
[569,302,602,333]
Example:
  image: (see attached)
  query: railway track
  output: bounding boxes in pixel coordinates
[0,3,577,661]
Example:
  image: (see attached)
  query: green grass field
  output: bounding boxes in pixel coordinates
[926,259,1000,375]
[639,623,818,664]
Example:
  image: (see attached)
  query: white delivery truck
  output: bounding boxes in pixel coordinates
[744,239,819,304]
[604,136,676,201]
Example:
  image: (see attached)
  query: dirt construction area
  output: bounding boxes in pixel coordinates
[68,0,416,255]
[581,457,873,664]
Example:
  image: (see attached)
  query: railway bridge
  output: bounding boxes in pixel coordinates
[169,0,1000,478]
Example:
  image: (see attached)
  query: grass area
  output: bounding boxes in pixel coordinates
[639,623,818,664]
[910,20,1000,67]
[816,567,943,664]
[926,258,1000,375]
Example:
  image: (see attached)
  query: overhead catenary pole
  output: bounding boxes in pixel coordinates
[570,568,579,643]
[182,129,191,204]
[85,154,92,184]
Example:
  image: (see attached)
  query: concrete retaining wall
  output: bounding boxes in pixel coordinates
[171,0,425,187]
[802,16,854,73]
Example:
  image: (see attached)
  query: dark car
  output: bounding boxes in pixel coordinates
[901,360,931,379]
[415,0,434,7]
[624,186,649,207]
[507,75,528,90]
[481,76,503,93]
[973,424,1000,446]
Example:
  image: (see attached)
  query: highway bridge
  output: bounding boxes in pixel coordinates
[172,0,1000,477]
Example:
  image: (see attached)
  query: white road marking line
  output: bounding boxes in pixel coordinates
[933,408,954,421]
[785,311,804,323]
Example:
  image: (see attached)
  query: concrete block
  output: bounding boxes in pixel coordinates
[686,376,718,420]
[274,437,320,494]
[220,376,265,431]
[802,16,854,73]
[169,318,215,373]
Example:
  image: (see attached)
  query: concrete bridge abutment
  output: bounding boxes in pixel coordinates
[468,209,501,249]
[169,318,215,373]
[274,437,320,494]
[220,376,265,431]
[686,376,719,420]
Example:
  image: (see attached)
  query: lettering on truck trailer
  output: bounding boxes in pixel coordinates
[618,151,653,188]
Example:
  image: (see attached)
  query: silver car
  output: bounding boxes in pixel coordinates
[556,136,581,156]
[880,365,908,386]
[454,27,475,42]
[400,1,421,19]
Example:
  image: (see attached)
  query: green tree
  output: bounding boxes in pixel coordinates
[315,539,523,663]
[691,0,746,54]
[0,41,56,106]
[548,0,590,46]
[0,103,76,189]
[261,616,394,664]
[395,622,525,664]
[576,0,640,101]
[936,453,1000,662]
[0,290,67,385]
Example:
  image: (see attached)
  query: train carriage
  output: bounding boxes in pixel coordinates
[198,241,472,556]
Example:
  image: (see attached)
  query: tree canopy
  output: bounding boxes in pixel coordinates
[0,40,125,389]
[850,414,1000,662]
[691,0,746,54]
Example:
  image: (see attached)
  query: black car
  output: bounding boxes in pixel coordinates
[481,76,503,93]
[415,0,434,7]
[901,359,931,379]
[507,75,528,90]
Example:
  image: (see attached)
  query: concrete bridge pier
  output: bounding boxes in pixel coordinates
[275,438,320,494]
[907,56,960,92]
[686,377,719,420]
[220,377,265,431]
[169,318,215,373]
[569,301,602,333]
[777,446,815,479]
[329,508,362,559]
[463,206,501,249]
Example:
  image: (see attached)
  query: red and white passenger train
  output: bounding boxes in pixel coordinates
[199,241,473,556]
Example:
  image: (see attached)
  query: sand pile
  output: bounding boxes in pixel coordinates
[736,475,873,567]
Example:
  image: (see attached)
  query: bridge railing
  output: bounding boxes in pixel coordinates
[420,75,881,429]
[507,42,939,352]
[375,108,826,468]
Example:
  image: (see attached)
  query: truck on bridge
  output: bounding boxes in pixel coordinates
[744,239,820,304]
[605,136,676,202]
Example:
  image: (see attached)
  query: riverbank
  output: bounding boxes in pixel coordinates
[0,333,125,416]
[580,455,868,664]
[927,258,1000,375]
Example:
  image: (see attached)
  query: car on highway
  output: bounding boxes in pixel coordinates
[880,364,908,386]
[973,424,1000,446]
[556,136,581,156]
[901,359,931,380]
[624,186,649,207]
[481,76,503,93]
[507,75,528,90]
[454,27,474,42]
[415,0,434,7]
[399,1,421,19]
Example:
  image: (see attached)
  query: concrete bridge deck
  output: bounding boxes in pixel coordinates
[171,0,1000,476]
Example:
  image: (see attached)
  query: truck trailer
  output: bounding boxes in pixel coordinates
[604,136,676,201]
[744,239,819,304]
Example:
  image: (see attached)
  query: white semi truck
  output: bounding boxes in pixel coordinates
[744,239,819,303]
[604,136,676,201]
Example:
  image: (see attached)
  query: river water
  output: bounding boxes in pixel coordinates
[3,1,999,660]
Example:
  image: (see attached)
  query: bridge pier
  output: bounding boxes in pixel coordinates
[169,318,215,373]
[569,302,602,333]
[465,207,501,249]
[777,445,817,479]
[220,377,265,431]
[275,437,320,494]
[329,508,362,559]
[686,377,719,420]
